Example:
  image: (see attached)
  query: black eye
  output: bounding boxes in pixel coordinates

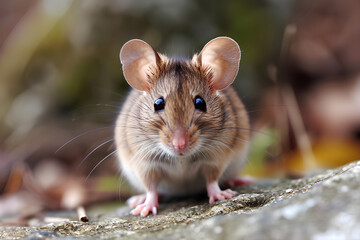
[194,96,206,112]
[154,97,165,112]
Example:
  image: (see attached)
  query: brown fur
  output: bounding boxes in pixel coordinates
[115,53,250,195]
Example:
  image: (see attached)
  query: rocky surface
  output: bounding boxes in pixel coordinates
[1,160,360,239]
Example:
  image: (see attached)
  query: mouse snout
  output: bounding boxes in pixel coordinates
[172,127,188,151]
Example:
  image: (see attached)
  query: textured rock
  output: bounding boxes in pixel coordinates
[1,160,360,239]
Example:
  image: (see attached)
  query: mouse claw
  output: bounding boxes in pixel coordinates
[152,206,157,215]
[208,189,237,204]
[131,203,158,217]
[207,181,237,204]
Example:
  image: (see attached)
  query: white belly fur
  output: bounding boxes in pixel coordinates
[119,145,249,197]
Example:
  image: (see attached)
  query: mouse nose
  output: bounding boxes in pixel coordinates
[172,127,187,150]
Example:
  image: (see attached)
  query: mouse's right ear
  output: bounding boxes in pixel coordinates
[120,39,161,92]
[197,37,241,91]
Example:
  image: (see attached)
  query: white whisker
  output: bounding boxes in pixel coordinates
[86,149,118,181]
[79,138,114,167]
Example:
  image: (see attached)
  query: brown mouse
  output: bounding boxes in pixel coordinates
[115,37,250,217]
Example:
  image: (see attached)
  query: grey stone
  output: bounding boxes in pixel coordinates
[1,160,360,240]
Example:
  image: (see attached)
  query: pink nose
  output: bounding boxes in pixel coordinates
[172,127,187,150]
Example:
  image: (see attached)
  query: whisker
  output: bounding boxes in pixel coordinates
[69,104,121,118]
[201,126,274,139]
[72,112,119,122]
[97,88,127,99]
[71,103,120,112]
[194,112,205,125]
[86,149,118,181]
[79,138,115,167]
[55,126,115,154]
[207,139,236,154]
[232,104,288,114]
[232,137,278,159]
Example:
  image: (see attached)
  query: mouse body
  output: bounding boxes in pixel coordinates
[115,37,250,216]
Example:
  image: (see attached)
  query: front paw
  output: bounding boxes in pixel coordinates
[127,194,146,208]
[130,191,158,217]
[131,202,158,217]
[208,188,237,204]
[207,181,237,204]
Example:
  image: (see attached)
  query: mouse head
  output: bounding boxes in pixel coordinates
[120,37,241,157]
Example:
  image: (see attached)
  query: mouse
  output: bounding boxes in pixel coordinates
[115,36,250,217]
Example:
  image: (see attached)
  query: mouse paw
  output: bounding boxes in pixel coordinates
[130,191,158,217]
[127,194,146,209]
[207,181,237,204]
[225,177,253,188]
[208,189,237,204]
[131,202,158,217]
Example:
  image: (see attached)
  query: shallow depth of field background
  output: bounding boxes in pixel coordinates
[1,0,360,224]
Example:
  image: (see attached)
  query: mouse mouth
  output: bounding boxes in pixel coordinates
[158,142,190,158]
[160,140,201,158]
[172,147,188,156]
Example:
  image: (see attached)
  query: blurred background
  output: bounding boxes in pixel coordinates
[1,0,360,226]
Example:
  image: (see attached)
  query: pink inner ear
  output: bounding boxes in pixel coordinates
[120,39,159,92]
[199,37,241,91]
[122,60,150,91]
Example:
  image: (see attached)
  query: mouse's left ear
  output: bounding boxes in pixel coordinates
[197,37,241,90]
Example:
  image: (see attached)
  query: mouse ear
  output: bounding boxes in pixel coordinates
[198,37,241,90]
[120,39,161,92]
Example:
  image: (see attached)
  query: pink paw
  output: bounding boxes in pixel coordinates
[207,181,237,204]
[130,191,158,217]
[208,188,237,204]
[131,202,158,217]
[127,194,146,208]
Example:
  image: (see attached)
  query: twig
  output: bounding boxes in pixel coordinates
[77,206,89,222]
[44,217,70,223]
